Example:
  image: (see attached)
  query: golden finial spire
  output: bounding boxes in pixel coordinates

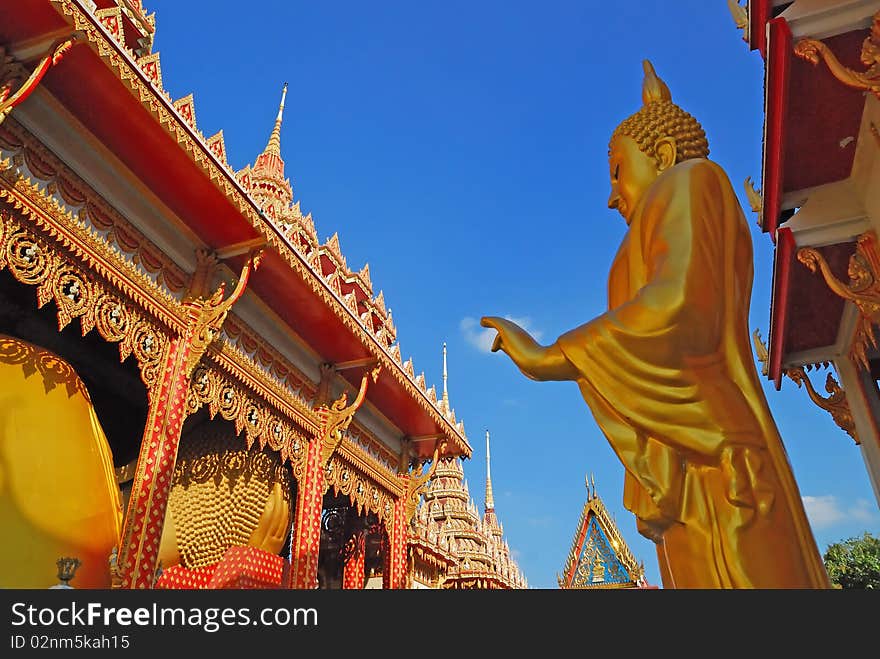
[485,429,495,511]
[641,60,672,105]
[442,342,449,412]
[264,82,288,156]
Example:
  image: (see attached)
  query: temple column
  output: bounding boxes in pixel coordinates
[290,364,379,588]
[115,250,260,589]
[341,530,365,589]
[289,436,324,589]
[835,357,880,506]
[384,492,408,589]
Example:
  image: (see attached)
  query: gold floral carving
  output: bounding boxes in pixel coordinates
[0,144,185,330]
[797,232,880,370]
[0,121,189,296]
[185,364,311,483]
[317,364,381,467]
[794,11,880,98]
[324,452,397,523]
[0,209,168,394]
[753,329,859,444]
[0,37,76,126]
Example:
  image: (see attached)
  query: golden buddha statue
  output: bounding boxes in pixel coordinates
[481,61,830,588]
[157,420,292,573]
[0,334,122,588]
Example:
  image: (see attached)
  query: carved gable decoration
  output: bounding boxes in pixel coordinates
[95,7,123,41]
[173,94,197,130]
[558,484,648,589]
[137,52,163,90]
[206,130,227,165]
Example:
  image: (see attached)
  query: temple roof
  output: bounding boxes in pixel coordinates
[0,0,473,458]
[558,476,650,589]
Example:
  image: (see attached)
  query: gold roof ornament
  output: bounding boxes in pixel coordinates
[265,82,288,157]
[485,429,495,511]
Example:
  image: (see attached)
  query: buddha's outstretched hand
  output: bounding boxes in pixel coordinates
[248,482,290,555]
[480,316,539,368]
[481,316,578,382]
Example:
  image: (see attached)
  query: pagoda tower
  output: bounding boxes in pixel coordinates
[408,346,527,589]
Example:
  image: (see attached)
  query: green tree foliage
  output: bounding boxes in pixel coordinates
[823,532,880,589]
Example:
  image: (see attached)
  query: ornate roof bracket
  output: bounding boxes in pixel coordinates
[797,231,880,370]
[754,330,859,444]
[793,10,880,98]
[404,439,447,526]
[0,36,77,126]
[744,176,763,227]
[317,364,381,467]
[183,247,263,376]
[727,0,749,42]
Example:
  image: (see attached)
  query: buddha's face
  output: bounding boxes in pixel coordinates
[607,134,662,224]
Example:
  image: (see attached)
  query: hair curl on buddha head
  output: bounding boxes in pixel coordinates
[611,60,709,165]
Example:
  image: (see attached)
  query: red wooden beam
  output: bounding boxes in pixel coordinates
[762,17,792,241]
[769,227,796,390]
[749,0,772,57]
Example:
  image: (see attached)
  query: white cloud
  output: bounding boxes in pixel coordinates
[802,495,879,530]
[460,316,544,354]
[802,495,844,529]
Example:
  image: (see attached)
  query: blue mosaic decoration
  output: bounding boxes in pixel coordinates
[571,516,631,587]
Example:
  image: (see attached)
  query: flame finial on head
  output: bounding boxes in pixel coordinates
[641,60,672,106]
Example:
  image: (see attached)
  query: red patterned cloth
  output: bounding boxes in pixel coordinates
[154,546,287,589]
[208,546,285,589]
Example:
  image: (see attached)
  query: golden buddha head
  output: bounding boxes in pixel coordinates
[607,60,709,223]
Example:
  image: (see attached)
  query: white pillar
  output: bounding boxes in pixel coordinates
[834,357,880,507]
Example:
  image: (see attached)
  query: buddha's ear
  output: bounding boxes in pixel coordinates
[654,136,677,171]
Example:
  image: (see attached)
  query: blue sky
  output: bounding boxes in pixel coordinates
[150,0,879,588]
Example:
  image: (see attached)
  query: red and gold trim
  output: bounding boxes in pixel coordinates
[385,488,408,589]
[118,337,192,589]
[290,436,323,589]
[341,532,365,590]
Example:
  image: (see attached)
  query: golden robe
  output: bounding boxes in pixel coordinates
[557,159,828,587]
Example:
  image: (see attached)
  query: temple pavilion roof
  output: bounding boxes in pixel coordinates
[558,476,651,589]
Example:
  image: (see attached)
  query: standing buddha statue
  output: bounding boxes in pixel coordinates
[481,61,829,588]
